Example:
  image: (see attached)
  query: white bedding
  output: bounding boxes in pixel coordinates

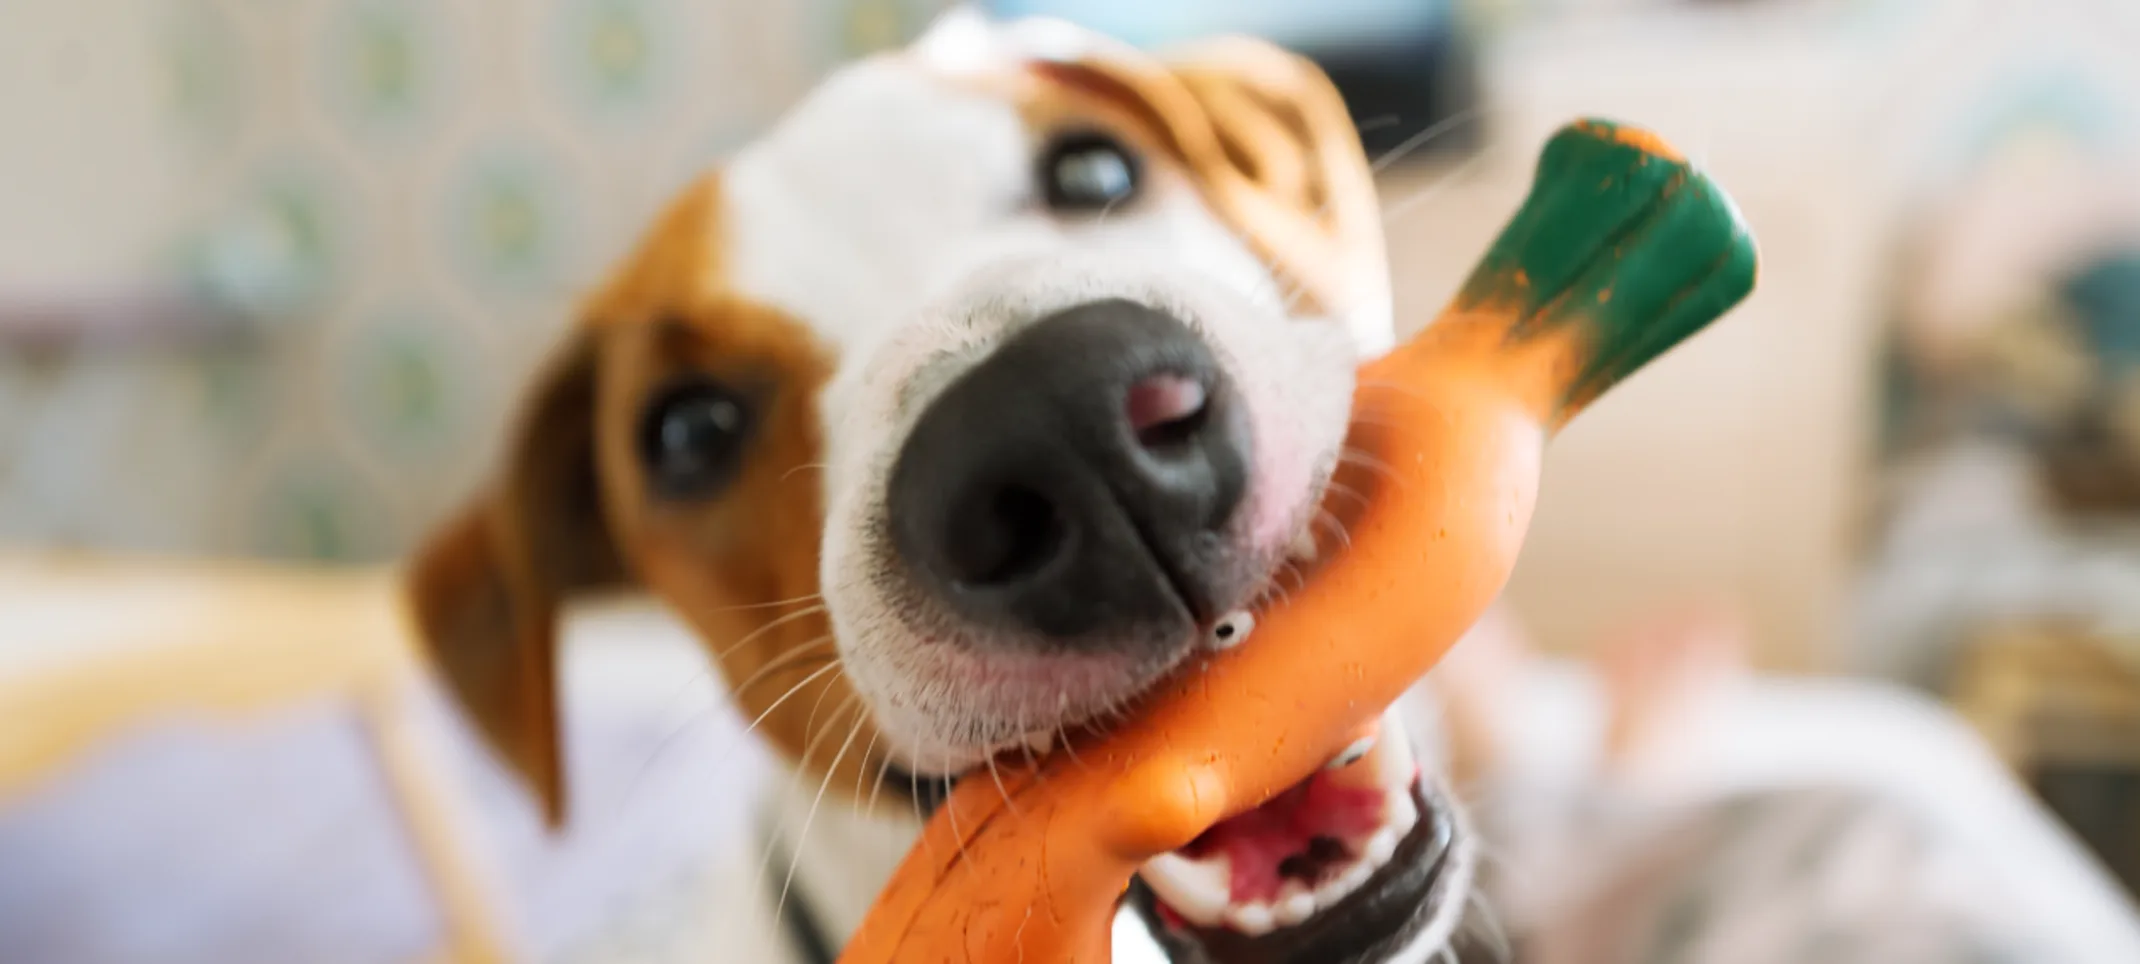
[1474,660,2140,964]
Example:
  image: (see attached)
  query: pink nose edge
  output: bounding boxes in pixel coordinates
[1126,373,1208,445]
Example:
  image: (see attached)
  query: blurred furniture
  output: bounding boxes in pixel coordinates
[1478,656,2140,962]
[0,554,510,963]
[0,553,788,964]
[1951,624,2140,898]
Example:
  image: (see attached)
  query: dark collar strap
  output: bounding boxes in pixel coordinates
[758,823,838,964]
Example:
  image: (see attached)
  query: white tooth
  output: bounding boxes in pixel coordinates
[1288,529,1318,562]
[1385,784,1420,837]
[1140,853,1231,926]
[1326,734,1375,770]
[1024,729,1055,756]
[1225,902,1275,937]
[1335,861,1373,895]
[1275,883,1317,926]
[1365,827,1399,866]
[1367,715,1417,788]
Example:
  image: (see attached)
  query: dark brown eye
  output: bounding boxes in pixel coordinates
[1039,131,1141,213]
[639,376,754,499]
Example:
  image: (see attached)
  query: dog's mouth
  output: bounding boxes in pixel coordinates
[886,711,1464,964]
[1131,716,1465,964]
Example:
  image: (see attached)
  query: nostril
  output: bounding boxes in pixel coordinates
[945,483,1065,587]
[1125,373,1209,450]
[888,298,1249,643]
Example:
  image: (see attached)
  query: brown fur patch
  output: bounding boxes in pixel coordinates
[414,40,1386,823]
[408,172,885,824]
[994,39,1388,325]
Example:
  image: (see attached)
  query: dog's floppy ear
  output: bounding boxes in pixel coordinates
[405,331,626,827]
[1038,38,1394,353]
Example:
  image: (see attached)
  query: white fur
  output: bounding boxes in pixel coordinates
[815,254,1355,772]
[722,42,1359,774]
[714,12,1446,962]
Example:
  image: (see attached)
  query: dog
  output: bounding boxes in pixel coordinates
[407,9,1476,963]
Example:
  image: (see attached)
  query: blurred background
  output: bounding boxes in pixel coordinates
[4,0,2139,961]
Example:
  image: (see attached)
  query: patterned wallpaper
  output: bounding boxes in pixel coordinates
[0,0,948,563]
[3,0,2128,564]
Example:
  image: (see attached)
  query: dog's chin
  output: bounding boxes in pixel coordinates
[850,522,1298,779]
[866,634,1198,775]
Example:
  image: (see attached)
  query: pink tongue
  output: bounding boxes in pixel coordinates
[1177,771,1387,903]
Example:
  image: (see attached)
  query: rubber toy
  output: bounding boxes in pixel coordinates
[841,118,1760,964]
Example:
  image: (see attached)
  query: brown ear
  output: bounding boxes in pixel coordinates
[405,332,626,826]
[1037,37,1389,340]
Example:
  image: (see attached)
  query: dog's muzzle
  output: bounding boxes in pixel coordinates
[888,298,1252,649]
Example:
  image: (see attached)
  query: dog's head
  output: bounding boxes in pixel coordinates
[409,10,1472,960]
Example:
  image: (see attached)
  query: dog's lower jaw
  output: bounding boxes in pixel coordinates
[759,775,1472,964]
[760,704,1478,964]
[827,514,1327,779]
[758,759,932,954]
[837,633,1190,776]
[756,761,1184,962]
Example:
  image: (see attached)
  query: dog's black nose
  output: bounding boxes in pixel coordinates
[889,298,1250,643]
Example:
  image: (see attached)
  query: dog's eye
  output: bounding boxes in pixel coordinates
[1039,132,1141,213]
[638,377,755,499]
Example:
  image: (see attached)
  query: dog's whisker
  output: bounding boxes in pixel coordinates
[853,725,883,804]
[1380,145,1492,228]
[790,658,851,791]
[1054,716,1088,772]
[865,743,896,817]
[1464,889,1514,964]
[1313,506,1355,553]
[726,636,837,701]
[619,698,720,808]
[772,696,870,937]
[702,590,825,616]
[697,655,843,781]
[1338,446,1405,487]
[1322,477,1372,511]
[1254,543,1307,604]
[984,753,1021,818]
[729,655,838,708]
[642,666,715,739]
[755,693,851,941]
[1369,106,1483,174]
[940,748,976,876]
[1356,113,1401,134]
[780,461,828,482]
[907,763,930,837]
[712,604,831,663]
[1261,561,1300,610]
[1014,694,1042,774]
[736,658,847,744]
[621,643,837,809]
[1342,409,1420,432]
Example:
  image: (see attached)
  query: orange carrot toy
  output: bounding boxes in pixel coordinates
[842,118,1759,964]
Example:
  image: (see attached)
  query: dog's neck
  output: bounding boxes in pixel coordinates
[759,767,1173,963]
[758,764,926,951]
